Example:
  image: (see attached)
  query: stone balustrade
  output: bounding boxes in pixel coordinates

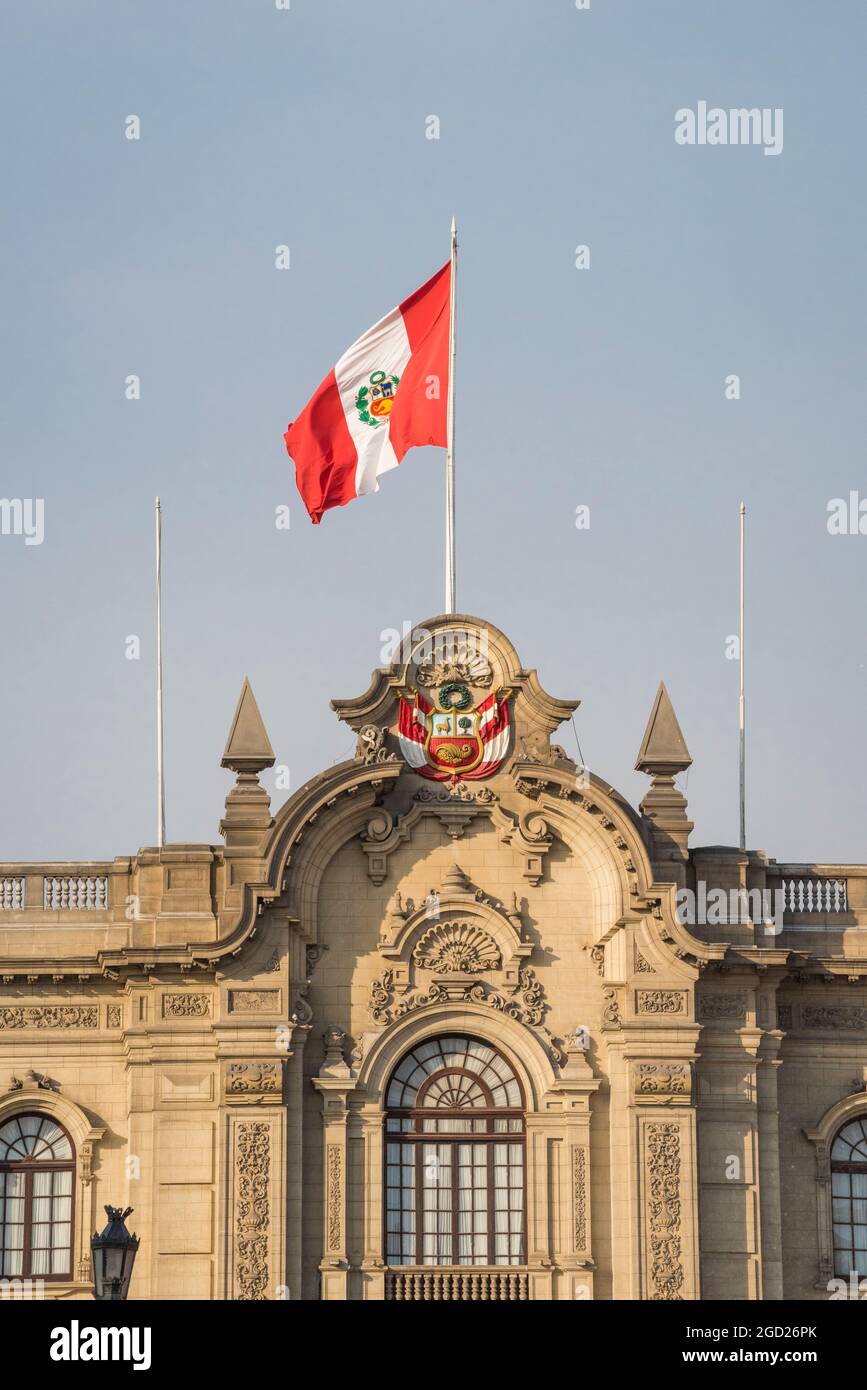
[385,1267,529,1301]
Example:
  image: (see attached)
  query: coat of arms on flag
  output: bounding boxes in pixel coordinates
[397,681,512,783]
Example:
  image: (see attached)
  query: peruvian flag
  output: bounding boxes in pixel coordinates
[397,689,434,771]
[284,263,450,524]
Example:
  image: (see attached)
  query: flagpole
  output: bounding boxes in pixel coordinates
[445,217,457,614]
[155,496,166,848]
[739,500,746,852]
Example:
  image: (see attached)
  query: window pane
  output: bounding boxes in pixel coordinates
[33,1170,52,1198]
[52,1221,71,1249]
[4,1193,24,1222]
[32,1196,51,1223]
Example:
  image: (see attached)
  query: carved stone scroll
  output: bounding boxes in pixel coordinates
[636,990,686,1016]
[162,992,210,1020]
[0,1005,99,1030]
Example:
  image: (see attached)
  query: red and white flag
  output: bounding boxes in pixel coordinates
[284,262,450,524]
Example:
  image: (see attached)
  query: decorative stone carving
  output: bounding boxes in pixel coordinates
[573,1147,587,1252]
[634,1063,691,1099]
[415,784,496,804]
[226,1062,282,1102]
[368,966,546,1028]
[511,813,553,886]
[369,969,395,1024]
[356,724,398,765]
[636,990,686,1016]
[602,988,622,1029]
[518,734,573,767]
[305,944,327,978]
[802,1005,867,1031]
[264,949,281,974]
[416,641,493,689]
[376,875,530,993]
[0,1005,98,1030]
[361,796,550,887]
[163,992,210,1020]
[777,1003,793,1030]
[413,920,501,974]
[635,948,655,975]
[229,990,280,1015]
[321,1026,350,1078]
[476,968,546,1025]
[290,995,313,1027]
[326,1144,342,1252]
[235,1122,271,1300]
[588,945,605,977]
[646,1123,684,1300]
[699,992,747,1022]
[106,1004,122,1028]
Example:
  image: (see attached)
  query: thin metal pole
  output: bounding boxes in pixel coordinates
[155,496,165,848]
[445,217,457,613]
[739,501,746,852]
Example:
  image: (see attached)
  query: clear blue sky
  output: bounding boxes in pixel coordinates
[1,0,864,864]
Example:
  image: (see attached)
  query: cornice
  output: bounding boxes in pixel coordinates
[0,759,401,980]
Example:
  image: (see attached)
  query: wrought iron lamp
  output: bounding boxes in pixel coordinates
[90,1205,140,1300]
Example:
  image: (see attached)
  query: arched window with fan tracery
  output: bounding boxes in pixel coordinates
[0,1114,75,1279]
[831,1115,867,1277]
[384,1035,525,1267]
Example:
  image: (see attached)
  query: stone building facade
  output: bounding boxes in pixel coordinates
[0,614,865,1301]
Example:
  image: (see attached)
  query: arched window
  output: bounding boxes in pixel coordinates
[384,1035,525,1267]
[0,1115,75,1279]
[831,1116,867,1277]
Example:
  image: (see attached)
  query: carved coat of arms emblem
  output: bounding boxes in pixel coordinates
[397,680,511,783]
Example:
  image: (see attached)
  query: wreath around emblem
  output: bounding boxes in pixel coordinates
[438,681,473,711]
[355,373,400,428]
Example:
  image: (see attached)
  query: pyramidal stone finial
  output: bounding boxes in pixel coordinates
[442,863,472,894]
[635,682,693,885]
[221,678,275,774]
[635,682,692,777]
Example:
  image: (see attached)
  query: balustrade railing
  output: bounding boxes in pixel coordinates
[779,877,848,914]
[0,878,25,910]
[385,1267,528,1301]
[42,875,109,911]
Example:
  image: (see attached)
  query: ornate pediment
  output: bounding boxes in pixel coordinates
[376,865,530,982]
[367,863,544,1030]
